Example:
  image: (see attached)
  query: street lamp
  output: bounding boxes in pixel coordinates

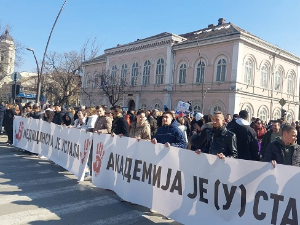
[201,87,210,114]
[26,48,41,104]
[26,0,68,104]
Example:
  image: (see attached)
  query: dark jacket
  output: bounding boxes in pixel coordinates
[190,122,213,151]
[155,119,187,149]
[153,115,162,128]
[0,105,5,117]
[112,115,129,137]
[31,111,44,120]
[62,112,74,126]
[53,111,64,125]
[227,119,259,161]
[147,115,158,138]
[263,139,300,166]
[202,125,238,158]
[3,108,16,130]
[261,129,282,158]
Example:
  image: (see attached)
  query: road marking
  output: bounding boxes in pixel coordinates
[0,164,41,169]
[0,196,118,224]
[0,185,85,205]
[85,210,144,225]
[0,176,70,189]
[0,154,27,159]
[0,170,53,177]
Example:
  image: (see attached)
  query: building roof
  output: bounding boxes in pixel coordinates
[82,53,107,65]
[0,29,14,42]
[86,18,300,64]
[105,32,174,51]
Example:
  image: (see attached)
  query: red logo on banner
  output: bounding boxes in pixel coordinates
[93,142,105,177]
[15,121,24,141]
[80,139,91,164]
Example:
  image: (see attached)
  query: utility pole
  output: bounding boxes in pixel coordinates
[26,0,68,104]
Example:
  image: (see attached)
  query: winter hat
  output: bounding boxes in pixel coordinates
[195,113,204,121]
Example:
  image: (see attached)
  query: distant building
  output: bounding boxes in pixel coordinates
[81,18,300,122]
[0,28,16,102]
[0,28,15,79]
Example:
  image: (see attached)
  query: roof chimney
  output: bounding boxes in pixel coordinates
[218,18,225,25]
[208,24,215,28]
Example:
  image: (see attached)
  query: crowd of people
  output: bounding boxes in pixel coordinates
[1,101,300,173]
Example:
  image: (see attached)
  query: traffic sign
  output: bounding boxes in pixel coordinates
[10,72,21,81]
[279,98,286,107]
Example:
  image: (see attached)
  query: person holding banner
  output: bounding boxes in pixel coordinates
[94,105,112,134]
[3,104,16,145]
[129,110,151,141]
[110,106,129,137]
[263,125,300,167]
[195,111,237,159]
[53,104,64,125]
[73,109,87,129]
[151,111,187,149]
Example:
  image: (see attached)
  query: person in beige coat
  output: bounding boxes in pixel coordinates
[129,110,151,141]
[94,105,112,134]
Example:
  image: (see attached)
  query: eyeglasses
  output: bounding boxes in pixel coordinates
[106,112,112,115]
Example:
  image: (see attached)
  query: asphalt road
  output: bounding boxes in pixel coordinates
[0,134,182,225]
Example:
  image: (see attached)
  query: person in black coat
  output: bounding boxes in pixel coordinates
[227,110,259,161]
[111,106,129,137]
[31,104,44,119]
[196,111,237,159]
[0,101,5,133]
[62,111,74,126]
[3,104,16,144]
[264,125,300,167]
[53,104,64,125]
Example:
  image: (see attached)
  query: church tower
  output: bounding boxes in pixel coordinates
[0,28,15,79]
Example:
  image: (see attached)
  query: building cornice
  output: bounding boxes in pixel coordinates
[105,34,186,56]
[239,33,300,64]
[173,31,300,64]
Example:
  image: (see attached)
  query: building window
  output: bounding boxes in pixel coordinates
[154,103,160,109]
[155,58,164,84]
[260,65,268,88]
[213,105,222,113]
[287,74,293,95]
[193,105,201,112]
[142,60,150,85]
[120,64,127,84]
[196,61,205,83]
[131,62,138,86]
[259,108,267,122]
[0,55,4,61]
[216,59,226,82]
[141,103,147,109]
[94,73,101,87]
[286,113,292,124]
[178,63,186,84]
[273,110,281,120]
[243,105,252,121]
[244,60,253,85]
[111,65,117,84]
[85,73,92,88]
[274,69,282,91]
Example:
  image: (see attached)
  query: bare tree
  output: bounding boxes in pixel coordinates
[93,70,129,107]
[43,37,101,105]
[43,51,82,105]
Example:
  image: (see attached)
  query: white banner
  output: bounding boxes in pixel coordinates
[92,133,300,225]
[13,116,93,181]
[176,101,190,111]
